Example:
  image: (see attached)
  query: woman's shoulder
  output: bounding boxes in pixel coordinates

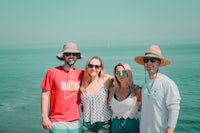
[133,84,141,93]
[134,84,141,89]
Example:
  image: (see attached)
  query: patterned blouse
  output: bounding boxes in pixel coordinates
[81,86,112,124]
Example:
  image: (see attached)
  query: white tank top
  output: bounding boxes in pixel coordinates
[111,94,139,119]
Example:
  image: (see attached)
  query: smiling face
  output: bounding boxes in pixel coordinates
[143,57,161,75]
[63,52,78,66]
[87,58,102,78]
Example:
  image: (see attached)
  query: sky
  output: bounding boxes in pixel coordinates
[0,0,200,45]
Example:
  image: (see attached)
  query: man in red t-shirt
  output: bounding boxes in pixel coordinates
[40,42,84,133]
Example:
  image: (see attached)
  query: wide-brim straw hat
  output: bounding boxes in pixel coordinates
[56,42,83,60]
[134,44,171,66]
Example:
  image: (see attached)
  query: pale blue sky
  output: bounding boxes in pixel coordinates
[0,0,200,45]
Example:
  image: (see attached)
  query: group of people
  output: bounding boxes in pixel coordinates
[40,42,181,133]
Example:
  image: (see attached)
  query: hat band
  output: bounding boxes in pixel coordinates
[145,52,159,57]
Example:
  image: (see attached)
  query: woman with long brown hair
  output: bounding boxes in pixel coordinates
[108,62,141,133]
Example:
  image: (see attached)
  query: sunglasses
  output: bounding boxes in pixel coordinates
[64,52,80,56]
[88,64,101,69]
[115,70,128,77]
[143,58,160,63]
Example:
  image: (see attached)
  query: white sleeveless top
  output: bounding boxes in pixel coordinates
[81,86,112,124]
[111,94,139,119]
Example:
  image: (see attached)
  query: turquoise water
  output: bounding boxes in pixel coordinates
[0,43,200,133]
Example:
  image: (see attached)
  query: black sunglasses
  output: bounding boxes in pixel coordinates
[88,64,101,69]
[143,58,160,63]
[64,52,80,56]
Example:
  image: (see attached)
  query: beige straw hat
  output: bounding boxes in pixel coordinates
[56,42,83,60]
[134,44,171,66]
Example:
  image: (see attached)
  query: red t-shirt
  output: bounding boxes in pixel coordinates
[41,66,84,121]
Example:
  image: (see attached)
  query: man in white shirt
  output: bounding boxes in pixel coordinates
[134,44,181,133]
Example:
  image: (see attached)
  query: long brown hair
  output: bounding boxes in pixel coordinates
[114,62,136,91]
[108,62,140,105]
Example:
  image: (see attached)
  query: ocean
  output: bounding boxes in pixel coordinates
[0,42,200,133]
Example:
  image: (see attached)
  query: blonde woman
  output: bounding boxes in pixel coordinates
[108,62,141,133]
[80,56,113,133]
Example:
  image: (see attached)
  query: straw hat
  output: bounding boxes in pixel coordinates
[134,44,171,66]
[56,42,83,60]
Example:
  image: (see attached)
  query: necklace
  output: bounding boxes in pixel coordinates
[146,79,155,96]
[145,72,157,97]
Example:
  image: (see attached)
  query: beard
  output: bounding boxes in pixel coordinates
[66,58,76,66]
[146,66,159,74]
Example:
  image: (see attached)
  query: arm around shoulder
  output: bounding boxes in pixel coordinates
[107,85,115,107]
[103,74,114,89]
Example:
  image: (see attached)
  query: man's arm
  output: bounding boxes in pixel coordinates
[41,89,52,130]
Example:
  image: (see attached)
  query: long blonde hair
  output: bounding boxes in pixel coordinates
[80,56,104,92]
